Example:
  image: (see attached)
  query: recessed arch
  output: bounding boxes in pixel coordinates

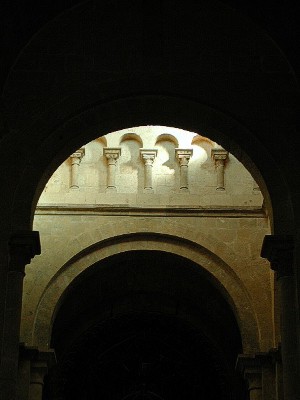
[120,132,143,146]
[155,134,179,147]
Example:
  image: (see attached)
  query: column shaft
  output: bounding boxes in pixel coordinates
[70,148,85,189]
[107,159,117,188]
[103,148,121,192]
[144,161,153,190]
[70,158,80,188]
[1,270,25,399]
[29,362,47,400]
[278,274,298,399]
[261,235,299,400]
[216,160,225,190]
[175,149,193,192]
[211,149,228,190]
[140,149,157,193]
[0,231,41,400]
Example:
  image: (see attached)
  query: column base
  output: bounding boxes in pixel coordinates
[179,187,189,193]
[105,186,117,193]
[143,188,154,194]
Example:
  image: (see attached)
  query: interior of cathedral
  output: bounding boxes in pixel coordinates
[0,1,299,399]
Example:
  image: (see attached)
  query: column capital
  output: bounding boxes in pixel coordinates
[236,351,278,374]
[9,231,41,272]
[236,353,271,394]
[70,147,85,160]
[211,148,228,162]
[20,344,56,378]
[103,147,121,160]
[175,149,193,165]
[261,235,294,277]
[140,149,157,163]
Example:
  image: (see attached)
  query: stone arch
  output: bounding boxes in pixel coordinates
[32,231,261,353]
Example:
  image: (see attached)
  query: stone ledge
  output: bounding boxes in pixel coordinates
[35,204,266,218]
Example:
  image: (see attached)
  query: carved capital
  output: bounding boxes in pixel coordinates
[175,149,193,166]
[261,235,294,278]
[211,148,228,164]
[103,148,121,162]
[9,231,41,273]
[70,148,85,162]
[236,351,278,373]
[20,344,56,386]
[140,149,157,165]
[236,353,272,393]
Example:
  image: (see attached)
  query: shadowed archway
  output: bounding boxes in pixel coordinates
[44,250,246,399]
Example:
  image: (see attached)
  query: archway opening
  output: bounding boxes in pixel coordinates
[44,250,246,400]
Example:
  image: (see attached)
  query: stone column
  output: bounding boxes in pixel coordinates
[175,149,193,192]
[261,235,299,400]
[103,148,121,192]
[70,148,85,189]
[140,149,157,193]
[211,148,228,190]
[0,231,41,400]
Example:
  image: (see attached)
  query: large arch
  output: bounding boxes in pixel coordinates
[31,233,261,353]
[44,249,247,400]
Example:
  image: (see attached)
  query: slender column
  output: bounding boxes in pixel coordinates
[0,231,41,400]
[175,149,193,192]
[70,148,85,189]
[140,149,157,193]
[103,148,121,192]
[211,148,228,190]
[261,235,299,400]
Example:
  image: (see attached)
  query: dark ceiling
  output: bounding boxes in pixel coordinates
[0,0,299,92]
